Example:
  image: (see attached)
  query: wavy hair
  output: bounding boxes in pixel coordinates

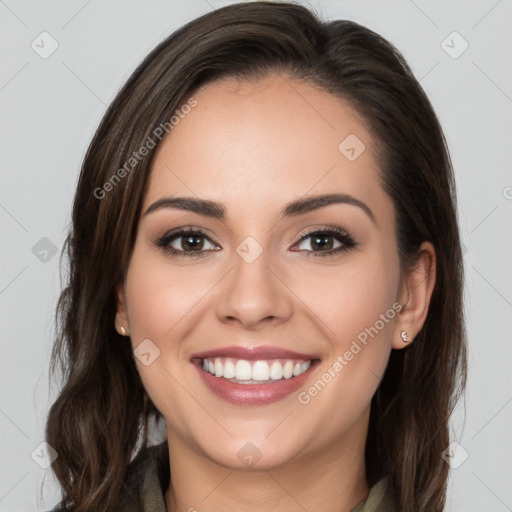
[46,2,467,510]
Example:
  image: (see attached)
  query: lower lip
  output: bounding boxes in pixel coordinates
[193,359,319,405]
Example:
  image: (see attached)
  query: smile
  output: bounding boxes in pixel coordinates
[201,357,312,383]
[191,345,320,405]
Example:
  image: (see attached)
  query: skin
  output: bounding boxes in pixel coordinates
[115,73,436,512]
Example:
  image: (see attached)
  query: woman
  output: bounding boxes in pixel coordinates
[46,2,467,511]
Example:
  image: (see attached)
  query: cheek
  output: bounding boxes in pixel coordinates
[295,248,400,351]
[123,249,202,423]
[124,248,210,341]
[293,251,399,432]
[123,248,220,409]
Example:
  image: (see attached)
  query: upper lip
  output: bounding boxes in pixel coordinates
[191,345,319,361]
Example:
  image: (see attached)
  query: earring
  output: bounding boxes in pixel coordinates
[120,326,127,336]
[400,330,411,343]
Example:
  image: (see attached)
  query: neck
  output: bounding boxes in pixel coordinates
[164,422,370,512]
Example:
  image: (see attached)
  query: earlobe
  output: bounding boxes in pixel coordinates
[392,241,436,349]
[115,280,130,336]
[400,330,412,343]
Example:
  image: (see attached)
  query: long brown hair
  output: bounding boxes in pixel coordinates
[46,2,467,510]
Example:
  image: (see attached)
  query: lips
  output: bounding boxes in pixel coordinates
[191,345,320,405]
[191,345,318,361]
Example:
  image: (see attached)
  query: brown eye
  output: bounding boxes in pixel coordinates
[175,233,208,252]
[156,229,219,258]
[293,227,357,257]
[299,233,338,251]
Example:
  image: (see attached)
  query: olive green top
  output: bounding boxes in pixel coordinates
[50,441,395,511]
[351,477,395,512]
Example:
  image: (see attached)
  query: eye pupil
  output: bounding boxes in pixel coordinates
[182,234,203,251]
[311,234,333,251]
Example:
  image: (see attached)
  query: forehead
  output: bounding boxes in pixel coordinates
[144,73,388,222]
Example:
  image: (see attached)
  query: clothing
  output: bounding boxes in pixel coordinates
[351,476,395,512]
[49,440,395,511]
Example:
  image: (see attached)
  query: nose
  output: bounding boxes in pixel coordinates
[215,248,293,330]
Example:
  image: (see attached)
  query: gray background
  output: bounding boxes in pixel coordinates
[1,0,511,510]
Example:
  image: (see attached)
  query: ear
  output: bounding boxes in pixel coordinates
[392,241,436,349]
[114,279,130,336]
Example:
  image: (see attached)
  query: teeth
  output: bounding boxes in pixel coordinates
[202,357,312,382]
[223,359,236,379]
[235,360,252,380]
[283,360,294,379]
[214,358,223,377]
[270,360,283,380]
[252,361,269,381]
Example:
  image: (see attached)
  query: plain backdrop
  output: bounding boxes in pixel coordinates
[0,0,511,510]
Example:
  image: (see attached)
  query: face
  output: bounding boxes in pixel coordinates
[116,73,406,471]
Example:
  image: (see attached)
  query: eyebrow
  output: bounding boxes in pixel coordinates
[144,193,376,224]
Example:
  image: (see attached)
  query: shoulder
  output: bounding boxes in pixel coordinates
[112,440,170,511]
[116,439,170,511]
[47,440,170,512]
[351,477,396,512]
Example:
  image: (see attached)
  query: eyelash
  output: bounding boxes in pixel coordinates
[155,226,357,259]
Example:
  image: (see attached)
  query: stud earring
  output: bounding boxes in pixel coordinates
[120,326,127,336]
[400,330,411,343]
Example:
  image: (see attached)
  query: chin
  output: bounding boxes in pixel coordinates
[206,442,301,472]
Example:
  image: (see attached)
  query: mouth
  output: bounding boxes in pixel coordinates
[199,357,313,383]
[191,345,320,405]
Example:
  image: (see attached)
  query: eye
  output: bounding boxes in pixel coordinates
[293,227,357,257]
[156,228,219,258]
[155,225,357,259]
